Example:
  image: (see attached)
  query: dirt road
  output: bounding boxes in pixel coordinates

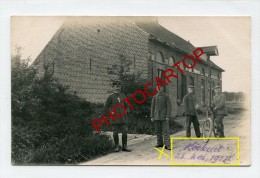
[80,111,250,166]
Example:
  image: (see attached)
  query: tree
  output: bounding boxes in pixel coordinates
[107,54,145,95]
[107,54,132,81]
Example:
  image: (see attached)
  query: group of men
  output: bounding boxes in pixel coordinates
[104,81,227,152]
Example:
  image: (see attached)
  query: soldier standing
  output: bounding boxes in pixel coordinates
[150,85,172,150]
[183,85,201,138]
[212,86,228,138]
[104,81,131,152]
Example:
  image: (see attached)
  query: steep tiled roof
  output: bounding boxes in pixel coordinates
[135,22,195,54]
[136,21,224,72]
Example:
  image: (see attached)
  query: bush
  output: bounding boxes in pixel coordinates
[11,50,113,165]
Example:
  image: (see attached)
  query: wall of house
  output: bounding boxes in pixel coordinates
[34,20,151,103]
[147,40,223,117]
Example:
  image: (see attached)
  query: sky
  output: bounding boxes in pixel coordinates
[11,16,251,93]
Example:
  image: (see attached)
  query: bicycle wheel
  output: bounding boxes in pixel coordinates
[212,119,219,137]
[202,118,213,143]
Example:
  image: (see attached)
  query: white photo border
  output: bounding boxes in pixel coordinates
[1,0,259,178]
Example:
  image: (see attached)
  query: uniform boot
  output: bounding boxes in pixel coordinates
[113,134,120,152]
[219,124,225,137]
[165,145,171,150]
[122,134,131,152]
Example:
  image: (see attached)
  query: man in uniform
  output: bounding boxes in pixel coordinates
[150,85,172,150]
[183,85,201,138]
[212,86,228,138]
[104,80,131,152]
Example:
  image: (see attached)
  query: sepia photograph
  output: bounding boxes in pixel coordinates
[11,16,250,166]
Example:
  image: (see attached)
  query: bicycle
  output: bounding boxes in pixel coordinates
[201,107,217,143]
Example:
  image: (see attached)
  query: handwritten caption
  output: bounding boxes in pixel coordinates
[171,138,239,165]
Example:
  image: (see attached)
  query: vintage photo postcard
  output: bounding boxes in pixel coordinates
[11,16,250,166]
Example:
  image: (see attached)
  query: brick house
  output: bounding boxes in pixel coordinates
[33,17,224,117]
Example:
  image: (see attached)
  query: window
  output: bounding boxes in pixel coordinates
[212,82,215,99]
[178,75,187,102]
[157,69,166,92]
[201,79,205,103]
[89,58,92,70]
[169,56,175,66]
[218,83,220,90]
[155,52,164,63]
[157,69,163,78]
[184,58,194,72]
[202,68,205,75]
[189,76,194,86]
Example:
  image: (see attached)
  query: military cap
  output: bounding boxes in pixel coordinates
[112,80,121,86]
[213,86,221,89]
[188,85,194,88]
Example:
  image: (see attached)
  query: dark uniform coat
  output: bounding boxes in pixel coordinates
[213,93,228,116]
[104,92,127,124]
[150,92,172,120]
[183,93,197,116]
